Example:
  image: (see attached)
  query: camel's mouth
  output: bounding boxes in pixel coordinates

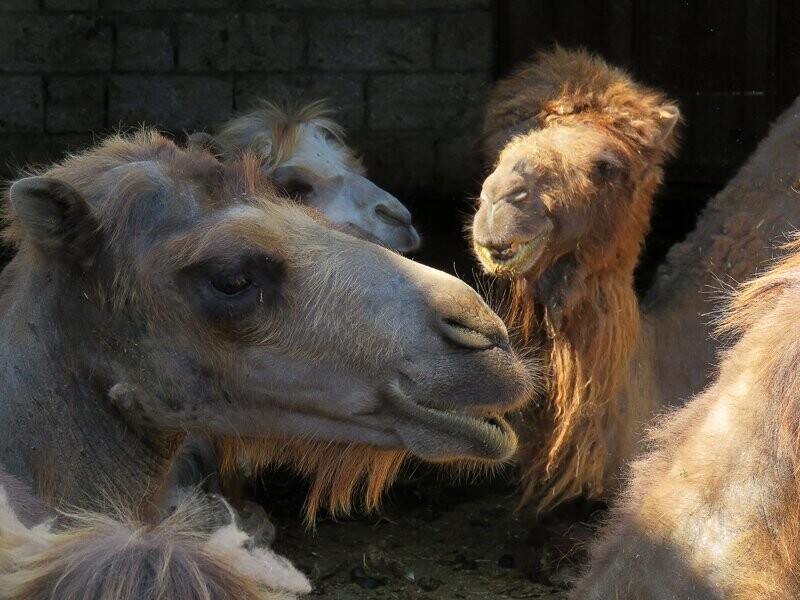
[382,382,518,462]
[474,226,552,278]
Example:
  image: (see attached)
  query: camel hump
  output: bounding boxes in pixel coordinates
[0,491,310,600]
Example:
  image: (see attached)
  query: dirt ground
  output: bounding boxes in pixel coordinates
[259,471,575,599]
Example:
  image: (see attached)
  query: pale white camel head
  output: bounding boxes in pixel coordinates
[197,100,421,253]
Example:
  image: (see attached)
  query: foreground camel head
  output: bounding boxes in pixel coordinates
[204,100,421,253]
[472,48,679,282]
[4,132,531,464]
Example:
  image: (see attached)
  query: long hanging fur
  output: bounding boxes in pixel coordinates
[481,47,678,510]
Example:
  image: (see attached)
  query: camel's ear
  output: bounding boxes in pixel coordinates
[652,104,680,149]
[8,176,99,262]
[187,131,222,155]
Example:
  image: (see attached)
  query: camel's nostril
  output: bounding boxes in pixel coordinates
[439,317,509,351]
[375,203,412,227]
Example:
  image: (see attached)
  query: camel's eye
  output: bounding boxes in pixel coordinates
[180,252,284,324]
[209,273,252,297]
[282,177,313,200]
[592,159,621,182]
[271,166,314,201]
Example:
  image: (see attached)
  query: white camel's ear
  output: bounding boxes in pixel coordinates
[653,104,680,149]
[8,176,99,261]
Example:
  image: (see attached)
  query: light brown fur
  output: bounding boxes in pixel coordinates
[474,48,800,515]
[573,237,800,599]
[474,47,679,509]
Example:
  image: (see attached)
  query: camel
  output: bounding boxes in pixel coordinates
[572,235,800,599]
[0,130,534,596]
[192,99,421,253]
[471,46,800,511]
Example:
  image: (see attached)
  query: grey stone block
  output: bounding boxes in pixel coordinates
[117,26,174,72]
[235,73,365,131]
[370,0,490,8]
[437,133,482,193]
[179,13,304,72]
[0,76,42,133]
[43,0,100,9]
[0,0,38,10]
[105,0,229,10]
[0,133,93,177]
[251,0,366,6]
[436,12,493,71]
[356,134,436,193]
[109,75,232,131]
[47,77,106,133]
[368,72,489,130]
[309,15,432,71]
[0,15,112,72]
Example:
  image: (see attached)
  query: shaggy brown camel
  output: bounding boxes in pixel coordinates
[194,99,421,253]
[0,130,533,597]
[572,236,800,599]
[472,46,800,511]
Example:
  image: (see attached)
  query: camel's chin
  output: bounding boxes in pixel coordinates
[382,383,518,463]
[474,229,551,279]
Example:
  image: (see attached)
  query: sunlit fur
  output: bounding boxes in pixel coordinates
[476,47,679,510]
[0,481,310,600]
[573,236,800,599]
[216,439,408,523]
[213,99,364,173]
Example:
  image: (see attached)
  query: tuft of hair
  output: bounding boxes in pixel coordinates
[480,45,680,163]
[214,99,363,172]
[0,488,310,600]
[715,233,800,341]
[215,438,409,524]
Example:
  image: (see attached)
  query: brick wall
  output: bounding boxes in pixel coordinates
[0,0,495,199]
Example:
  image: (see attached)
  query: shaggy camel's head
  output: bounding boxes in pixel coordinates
[472,48,679,281]
[4,131,532,464]
[203,100,421,253]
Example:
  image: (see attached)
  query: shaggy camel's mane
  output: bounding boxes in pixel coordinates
[487,48,679,510]
[214,100,365,173]
[217,439,409,523]
[481,46,680,162]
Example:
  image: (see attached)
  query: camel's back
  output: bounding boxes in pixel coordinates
[642,94,800,408]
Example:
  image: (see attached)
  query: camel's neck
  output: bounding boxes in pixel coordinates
[0,257,183,517]
[514,261,647,508]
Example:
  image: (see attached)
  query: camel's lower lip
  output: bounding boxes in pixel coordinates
[382,382,518,462]
[474,229,550,278]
